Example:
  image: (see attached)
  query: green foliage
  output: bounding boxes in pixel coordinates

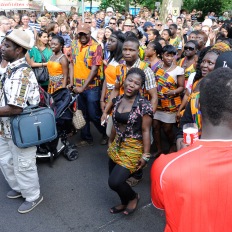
[99,0,125,11]
[183,0,231,15]
[99,0,160,12]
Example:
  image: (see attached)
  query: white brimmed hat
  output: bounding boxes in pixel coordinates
[124,19,133,26]
[5,29,31,50]
[106,7,114,13]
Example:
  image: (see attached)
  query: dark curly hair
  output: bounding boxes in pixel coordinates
[126,67,146,87]
[200,68,232,126]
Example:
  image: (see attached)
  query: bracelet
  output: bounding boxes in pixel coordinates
[142,156,150,162]
[142,153,151,162]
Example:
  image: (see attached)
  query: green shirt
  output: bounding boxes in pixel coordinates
[29,46,53,85]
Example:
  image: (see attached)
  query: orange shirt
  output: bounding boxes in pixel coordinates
[72,39,103,82]
[151,140,232,232]
[47,60,63,76]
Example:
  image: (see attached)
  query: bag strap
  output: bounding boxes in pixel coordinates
[38,48,47,63]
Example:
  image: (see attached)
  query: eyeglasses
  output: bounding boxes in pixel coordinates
[109,22,116,25]
[157,24,162,26]
[184,46,195,51]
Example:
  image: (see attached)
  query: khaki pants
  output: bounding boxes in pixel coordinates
[0,137,40,202]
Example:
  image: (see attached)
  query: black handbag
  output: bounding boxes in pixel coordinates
[33,50,49,83]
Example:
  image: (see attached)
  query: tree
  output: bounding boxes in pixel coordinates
[183,0,231,16]
[100,0,126,12]
[99,0,159,12]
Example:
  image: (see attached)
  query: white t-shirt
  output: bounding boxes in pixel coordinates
[167,66,185,83]
[186,72,196,93]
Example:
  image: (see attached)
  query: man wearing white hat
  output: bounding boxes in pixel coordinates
[105,7,114,26]
[0,29,42,214]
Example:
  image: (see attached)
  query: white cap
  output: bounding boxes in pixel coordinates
[106,7,114,13]
[202,18,212,27]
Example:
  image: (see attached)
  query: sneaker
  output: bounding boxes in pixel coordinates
[18,195,43,214]
[100,135,108,145]
[7,190,22,199]
[126,177,143,187]
[76,140,93,148]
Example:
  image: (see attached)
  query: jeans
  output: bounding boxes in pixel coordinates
[78,86,106,141]
[108,159,136,205]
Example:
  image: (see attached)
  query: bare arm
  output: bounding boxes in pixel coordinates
[101,82,120,123]
[142,114,152,154]
[147,87,158,113]
[69,62,74,86]
[176,89,190,122]
[0,105,22,117]
[137,114,152,170]
[108,125,116,146]
[25,53,47,68]
[166,74,185,96]
[100,79,107,112]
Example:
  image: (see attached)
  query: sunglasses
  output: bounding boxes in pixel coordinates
[184,46,195,51]
[5,30,12,36]
[109,22,116,25]
[157,24,162,26]
[85,22,91,24]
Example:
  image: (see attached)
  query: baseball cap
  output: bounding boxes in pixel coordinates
[76,22,91,34]
[143,22,153,28]
[214,51,232,70]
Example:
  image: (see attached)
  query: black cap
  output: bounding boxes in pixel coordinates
[214,51,232,70]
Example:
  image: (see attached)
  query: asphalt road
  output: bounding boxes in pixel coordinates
[0,127,166,232]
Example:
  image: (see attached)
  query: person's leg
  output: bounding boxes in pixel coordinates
[0,137,20,192]
[152,119,162,155]
[78,90,93,142]
[162,122,176,153]
[10,141,40,202]
[86,87,106,137]
[108,160,136,206]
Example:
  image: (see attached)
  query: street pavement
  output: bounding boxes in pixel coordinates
[0,127,166,232]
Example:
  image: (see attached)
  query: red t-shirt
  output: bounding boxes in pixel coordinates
[151,140,232,232]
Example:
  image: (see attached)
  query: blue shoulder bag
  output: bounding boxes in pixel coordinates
[2,64,57,148]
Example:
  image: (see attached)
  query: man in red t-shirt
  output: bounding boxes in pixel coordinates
[151,67,232,232]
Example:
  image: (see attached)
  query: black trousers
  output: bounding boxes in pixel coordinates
[108,159,136,205]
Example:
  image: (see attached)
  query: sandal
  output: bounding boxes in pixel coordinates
[123,193,140,215]
[110,205,126,214]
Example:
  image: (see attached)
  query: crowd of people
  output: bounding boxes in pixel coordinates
[0,6,232,229]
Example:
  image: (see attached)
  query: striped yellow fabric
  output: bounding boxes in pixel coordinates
[108,136,143,173]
